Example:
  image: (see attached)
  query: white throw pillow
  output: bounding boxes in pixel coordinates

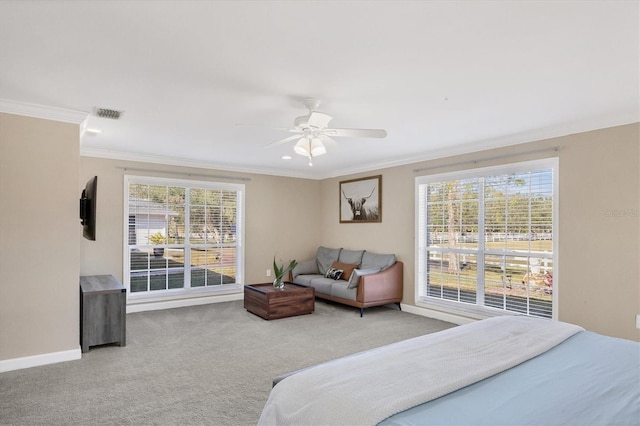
[325,267,344,281]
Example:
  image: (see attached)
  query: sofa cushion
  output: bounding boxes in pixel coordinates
[361,252,396,271]
[347,267,382,289]
[316,246,341,276]
[325,267,344,280]
[331,261,358,282]
[331,281,357,301]
[293,274,323,287]
[308,277,335,295]
[338,249,365,266]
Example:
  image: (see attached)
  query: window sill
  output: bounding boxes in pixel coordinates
[416,297,521,321]
[128,283,242,304]
[127,286,243,313]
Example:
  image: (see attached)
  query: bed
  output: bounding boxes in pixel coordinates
[258,316,639,426]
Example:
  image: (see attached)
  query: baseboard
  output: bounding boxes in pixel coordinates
[400,303,476,325]
[127,292,244,313]
[0,347,82,373]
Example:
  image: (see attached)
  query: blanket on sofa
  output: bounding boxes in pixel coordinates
[257,316,583,426]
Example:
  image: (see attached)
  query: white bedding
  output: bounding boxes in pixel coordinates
[258,316,583,426]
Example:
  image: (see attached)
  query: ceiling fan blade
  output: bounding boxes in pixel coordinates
[319,134,337,146]
[236,123,299,133]
[323,128,387,138]
[264,133,303,148]
[307,111,333,129]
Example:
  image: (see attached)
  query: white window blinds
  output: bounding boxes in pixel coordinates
[125,176,244,299]
[416,159,557,319]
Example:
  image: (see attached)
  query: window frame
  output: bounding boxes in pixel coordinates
[414,158,559,320]
[123,175,245,303]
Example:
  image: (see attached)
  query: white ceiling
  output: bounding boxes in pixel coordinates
[1,0,638,179]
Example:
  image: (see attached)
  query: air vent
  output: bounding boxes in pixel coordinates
[94,108,123,120]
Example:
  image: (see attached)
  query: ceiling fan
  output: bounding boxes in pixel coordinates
[263,98,387,166]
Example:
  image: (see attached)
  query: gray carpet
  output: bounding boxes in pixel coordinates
[0,300,455,425]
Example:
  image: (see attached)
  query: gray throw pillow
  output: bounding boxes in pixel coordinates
[360,252,396,271]
[347,267,382,289]
[292,259,319,277]
[316,246,341,276]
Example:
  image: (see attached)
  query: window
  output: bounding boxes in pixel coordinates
[415,159,557,319]
[124,176,244,300]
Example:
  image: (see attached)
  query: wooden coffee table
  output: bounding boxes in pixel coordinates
[244,282,314,320]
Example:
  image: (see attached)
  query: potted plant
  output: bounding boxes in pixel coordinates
[273,257,298,290]
[150,232,166,257]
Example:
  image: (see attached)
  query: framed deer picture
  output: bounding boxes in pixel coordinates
[339,175,382,223]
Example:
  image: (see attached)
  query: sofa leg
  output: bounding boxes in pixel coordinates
[360,308,364,317]
[396,303,402,311]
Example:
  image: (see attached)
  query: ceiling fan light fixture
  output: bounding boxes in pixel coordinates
[310,138,326,156]
[294,138,310,156]
[260,98,387,167]
[293,137,326,160]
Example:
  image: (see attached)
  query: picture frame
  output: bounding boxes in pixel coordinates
[339,175,382,223]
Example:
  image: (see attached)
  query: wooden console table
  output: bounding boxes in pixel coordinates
[80,275,126,353]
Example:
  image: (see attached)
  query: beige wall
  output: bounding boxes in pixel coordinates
[0,113,80,360]
[319,123,640,341]
[79,157,321,285]
[2,115,637,365]
[558,125,639,340]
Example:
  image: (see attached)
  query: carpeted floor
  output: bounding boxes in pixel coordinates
[0,300,455,425]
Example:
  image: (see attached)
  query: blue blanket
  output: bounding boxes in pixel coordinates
[380,331,640,425]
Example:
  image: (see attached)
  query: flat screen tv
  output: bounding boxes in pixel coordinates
[80,176,97,241]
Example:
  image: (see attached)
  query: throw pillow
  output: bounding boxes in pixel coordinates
[360,252,396,271]
[316,246,342,275]
[331,261,358,282]
[325,267,344,280]
[291,259,319,277]
[347,267,382,289]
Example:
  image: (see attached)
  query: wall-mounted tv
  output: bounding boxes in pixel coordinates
[79,176,97,241]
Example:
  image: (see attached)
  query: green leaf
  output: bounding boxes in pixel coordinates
[273,256,297,280]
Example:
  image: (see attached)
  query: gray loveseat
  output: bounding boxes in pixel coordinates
[291,246,403,317]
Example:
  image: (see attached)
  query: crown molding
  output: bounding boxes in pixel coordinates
[80,117,639,181]
[324,116,640,179]
[0,99,89,124]
[80,147,316,180]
